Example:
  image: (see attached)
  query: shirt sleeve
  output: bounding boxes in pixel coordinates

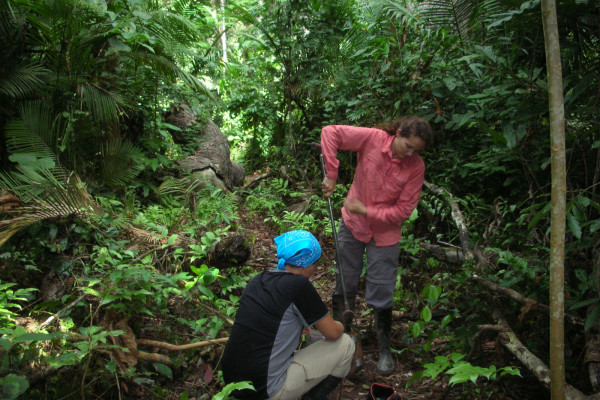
[320,125,374,181]
[293,277,328,326]
[366,159,425,225]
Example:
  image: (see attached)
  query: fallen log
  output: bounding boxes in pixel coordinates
[419,242,465,264]
[488,309,600,400]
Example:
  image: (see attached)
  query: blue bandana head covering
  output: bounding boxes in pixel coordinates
[274,230,321,270]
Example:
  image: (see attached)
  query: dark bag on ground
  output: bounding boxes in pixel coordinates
[364,382,401,400]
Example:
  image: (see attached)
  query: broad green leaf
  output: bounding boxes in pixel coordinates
[421,285,441,302]
[446,362,488,385]
[570,298,599,311]
[440,314,452,328]
[13,332,55,343]
[411,321,424,338]
[450,352,465,363]
[567,212,582,240]
[154,362,173,379]
[49,352,81,367]
[420,306,432,323]
[584,303,600,332]
[166,234,178,246]
[499,366,521,377]
[1,374,29,399]
[0,337,13,351]
[212,381,255,400]
[422,355,450,378]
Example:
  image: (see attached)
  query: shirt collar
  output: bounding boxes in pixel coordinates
[382,134,405,164]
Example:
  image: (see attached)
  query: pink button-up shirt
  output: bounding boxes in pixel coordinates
[321,125,425,246]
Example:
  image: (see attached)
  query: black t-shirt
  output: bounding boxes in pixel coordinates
[221,270,328,399]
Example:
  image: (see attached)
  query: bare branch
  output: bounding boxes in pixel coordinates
[492,309,600,400]
[472,276,584,328]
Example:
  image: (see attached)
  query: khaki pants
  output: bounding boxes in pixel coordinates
[268,333,355,400]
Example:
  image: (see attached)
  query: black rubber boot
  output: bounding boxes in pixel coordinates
[332,293,345,323]
[301,375,343,400]
[375,308,394,376]
[332,294,355,333]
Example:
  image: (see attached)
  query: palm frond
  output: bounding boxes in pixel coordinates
[410,0,516,45]
[129,52,215,99]
[378,0,424,27]
[99,137,144,187]
[5,101,66,177]
[77,82,126,125]
[147,9,201,45]
[0,169,100,247]
[413,0,477,42]
[123,225,166,246]
[0,100,100,246]
[0,63,47,99]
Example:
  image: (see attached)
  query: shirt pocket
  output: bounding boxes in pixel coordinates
[361,158,384,187]
[377,169,407,203]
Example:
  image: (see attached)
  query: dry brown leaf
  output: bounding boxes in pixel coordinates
[518,298,537,322]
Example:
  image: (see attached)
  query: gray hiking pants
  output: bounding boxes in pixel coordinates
[335,218,400,310]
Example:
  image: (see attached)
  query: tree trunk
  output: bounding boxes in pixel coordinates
[541,0,567,399]
[220,0,227,63]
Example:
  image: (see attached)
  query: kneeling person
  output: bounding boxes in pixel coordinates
[221,230,355,400]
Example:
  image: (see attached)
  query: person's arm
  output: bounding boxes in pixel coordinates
[322,177,336,198]
[320,125,374,196]
[314,314,344,340]
[344,197,366,215]
[367,163,425,224]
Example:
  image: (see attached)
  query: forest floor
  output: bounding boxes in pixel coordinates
[193,206,546,400]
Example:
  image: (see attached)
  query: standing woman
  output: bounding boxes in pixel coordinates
[320,117,433,375]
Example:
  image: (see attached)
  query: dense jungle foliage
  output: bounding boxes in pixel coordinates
[0,0,599,398]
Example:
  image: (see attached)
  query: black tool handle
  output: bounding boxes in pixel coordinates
[319,153,352,324]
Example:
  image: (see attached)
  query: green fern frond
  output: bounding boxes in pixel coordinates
[156,177,189,197]
[156,176,203,197]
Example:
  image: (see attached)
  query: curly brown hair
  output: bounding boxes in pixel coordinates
[374,116,433,146]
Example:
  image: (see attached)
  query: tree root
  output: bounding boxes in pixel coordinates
[136,337,229,352]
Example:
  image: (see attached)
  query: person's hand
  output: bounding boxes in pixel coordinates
[345,197,367,215]
[321,177,336,198]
